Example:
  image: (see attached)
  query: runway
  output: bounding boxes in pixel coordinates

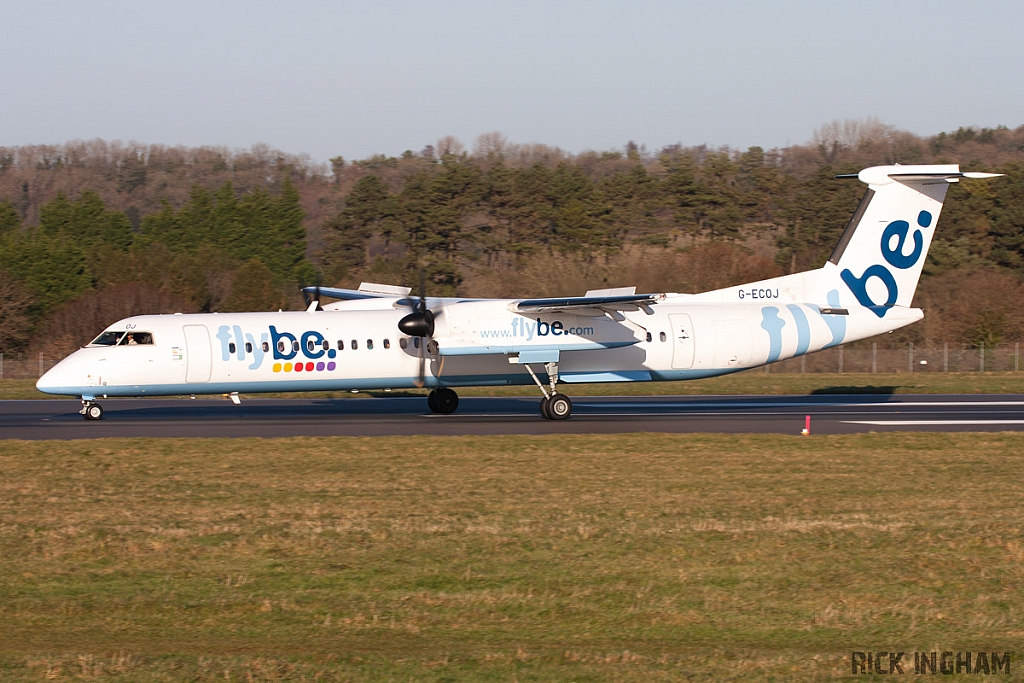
[3,394,1024,439]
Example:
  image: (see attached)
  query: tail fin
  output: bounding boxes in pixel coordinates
[828,164,1001,316]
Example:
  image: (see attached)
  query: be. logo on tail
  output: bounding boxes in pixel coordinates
[840,210,932,318]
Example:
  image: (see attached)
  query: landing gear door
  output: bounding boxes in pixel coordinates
[668,314,695,369]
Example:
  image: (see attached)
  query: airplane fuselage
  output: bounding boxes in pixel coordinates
[37,295,919,399]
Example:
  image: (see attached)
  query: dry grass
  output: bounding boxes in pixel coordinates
[1,433,1023,680]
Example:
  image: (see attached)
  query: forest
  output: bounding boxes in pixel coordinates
[2,119,1024,358]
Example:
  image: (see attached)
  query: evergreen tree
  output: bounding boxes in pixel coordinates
[0,229,91,314]
[224,258,282,312]
[0,200,21,235]
[40,190,132,250]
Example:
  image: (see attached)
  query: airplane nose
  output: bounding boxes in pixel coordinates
[35,354,84,396]
[36,363,67,395]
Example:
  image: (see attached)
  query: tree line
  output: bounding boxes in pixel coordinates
[1,120,1024,357]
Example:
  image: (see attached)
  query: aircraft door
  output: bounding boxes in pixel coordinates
[183,325,212,383]
[668,314,695,369]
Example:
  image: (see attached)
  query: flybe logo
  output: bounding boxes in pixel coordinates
[840,210,932,318]
[215,325,338,373]
[480,318,595,341]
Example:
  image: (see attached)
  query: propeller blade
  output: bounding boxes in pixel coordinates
[418,270,427,313]
[302,274,324,311]
[415,336,426,388]
[397,267,434,336]
[404,268,431,388]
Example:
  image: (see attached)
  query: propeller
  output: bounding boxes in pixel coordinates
[398,270,434,387]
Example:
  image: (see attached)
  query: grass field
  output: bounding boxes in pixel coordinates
[4,370,1024,401]
[1,434,1022,681]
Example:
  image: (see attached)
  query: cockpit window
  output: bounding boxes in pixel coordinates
[89,331,155,346]
[119,332,154,345]
[90,331,125,346]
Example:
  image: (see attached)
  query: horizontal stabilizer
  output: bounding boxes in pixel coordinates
[837,166,1005,185]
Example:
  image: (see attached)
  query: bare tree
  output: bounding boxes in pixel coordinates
[34,283,197,357]
[473,132,508,158]
[812,118,890,162]
[436,136,465,157]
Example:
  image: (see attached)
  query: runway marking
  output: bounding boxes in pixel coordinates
[844,419,1024,426]
[589,400,1024,409]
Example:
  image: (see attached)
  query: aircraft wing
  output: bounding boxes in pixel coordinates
[302,282,412,301]
[513,293,664,313]
[302,287,385,301]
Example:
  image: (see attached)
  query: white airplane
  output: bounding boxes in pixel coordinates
[37,164,1000,420]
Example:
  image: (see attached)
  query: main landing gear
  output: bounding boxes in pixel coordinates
[80,399,103,420]
[427,387,459,414]
[525,362,572,420]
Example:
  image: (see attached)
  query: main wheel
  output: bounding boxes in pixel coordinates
[427,390,439,413]
[546,393,572,420]
[84,403,103,420]
[539,396,551,419]
[434,387,459,414]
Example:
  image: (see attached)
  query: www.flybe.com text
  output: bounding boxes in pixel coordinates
[480,318,595,341]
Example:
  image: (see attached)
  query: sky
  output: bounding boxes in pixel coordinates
[1,0,1022,163]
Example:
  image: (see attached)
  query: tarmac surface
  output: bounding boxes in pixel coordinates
[3,394,1024,439]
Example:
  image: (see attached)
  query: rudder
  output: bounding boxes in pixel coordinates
[828,164,999,317]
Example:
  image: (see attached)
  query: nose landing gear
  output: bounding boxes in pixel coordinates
[80,399,103,420]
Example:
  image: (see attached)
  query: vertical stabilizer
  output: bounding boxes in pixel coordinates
[828,165,1000,316]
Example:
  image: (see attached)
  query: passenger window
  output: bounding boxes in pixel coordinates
[337,340,344,351]
[292,340,299,352]
[322,340,329,351]
[413,337,420,349]
[245,342,253,353]
[277,340,286,353]
[306,339,315,352]
[646,332,652,342]
[367,339,374,350]
[383,339,391,349]
[229,343,236,354]
[262,342,270,352]
[351,340,358,350]
[660,332,667,342]
[399,338,408,350]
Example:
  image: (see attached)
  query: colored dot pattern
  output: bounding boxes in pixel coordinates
[273,360,337,373]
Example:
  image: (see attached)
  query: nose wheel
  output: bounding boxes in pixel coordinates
[80,400,103,420]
